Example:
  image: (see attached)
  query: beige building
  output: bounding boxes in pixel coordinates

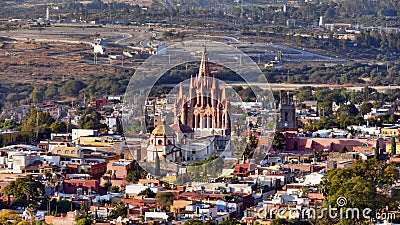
[0,130,20,147]
[52,145,83,158]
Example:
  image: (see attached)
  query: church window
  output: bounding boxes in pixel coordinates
[285,112,288,122]
[158,140,163,145]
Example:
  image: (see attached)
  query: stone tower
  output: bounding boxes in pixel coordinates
[278,91,297,132]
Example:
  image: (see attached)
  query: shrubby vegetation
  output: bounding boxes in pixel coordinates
[294,86,400,132]
[3,0,399,28]
[264,62,400,85]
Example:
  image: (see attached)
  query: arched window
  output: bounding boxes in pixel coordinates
[158,140,163,145]
[285,112,288,122]
[57,150,62,154]
[65,150,69,154]
[71,150,76,155]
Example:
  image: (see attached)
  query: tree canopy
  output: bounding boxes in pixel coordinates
[108,202,128,219]
[320,159,400,223]
[156,192,174,211]
[2,175,45,207]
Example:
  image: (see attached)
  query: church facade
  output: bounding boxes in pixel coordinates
[145,48,232,164]
[175,48,231,135]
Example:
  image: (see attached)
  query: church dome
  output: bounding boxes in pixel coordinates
[151,125,175,136]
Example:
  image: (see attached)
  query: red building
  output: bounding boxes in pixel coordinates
[107,160,135,179]
[90,98,107,110]
[284,132,385,152]
[233,160,256,177]
[88,161,107,179]
[45,212,76,225]
[65,162,107,179]
[63,179,105,195]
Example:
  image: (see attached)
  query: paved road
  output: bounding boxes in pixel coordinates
[114,33,133,44]
[193,34,240,43]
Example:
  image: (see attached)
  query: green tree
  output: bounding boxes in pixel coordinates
[184,219,214,225]
[139,188,156,198]
[375,139,380,159]
[45,84,59,100]
[320,159,399,224]
[108,202,127,219]
[242,133,259,159]
[109,186,120,193]
[104,181,112,191]
[0,210,23,224]
[77,218,93,225]
[339,146,348,153]
[272,131,285,152]
[220,218,239,225]
[59,80,87,97]
[336,103,359,117]
[2,175,45,207]
[359,102,373,116]
[270,218,289,225]
[297,87,314,102]
[76,202,91,220]
[50,121,67,133]
[31,87,44,103]
[6,93,25,103]
[156,192,174,211]
[391,136,397,156]
[78,107,107,130]
[20,108,55,140]
[116,117,124,135]
[50,199,73,214]
[125,169,147,183]
[155,152,160,176]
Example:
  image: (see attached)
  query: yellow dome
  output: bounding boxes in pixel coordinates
[151,125,175,136]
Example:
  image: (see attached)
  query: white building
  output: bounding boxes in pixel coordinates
[144,212,170,222]
[347,125,380,136]
[8,152,40,173]
[125,183,161,195]
[72,129,98,143]
[312,129,349,138]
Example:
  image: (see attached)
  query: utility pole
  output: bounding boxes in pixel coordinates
[36,109,39,141]
[108,4,111,22]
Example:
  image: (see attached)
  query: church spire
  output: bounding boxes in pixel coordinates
[178,82,184,100]
[221,84,227,105]
[198,47,210,83]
